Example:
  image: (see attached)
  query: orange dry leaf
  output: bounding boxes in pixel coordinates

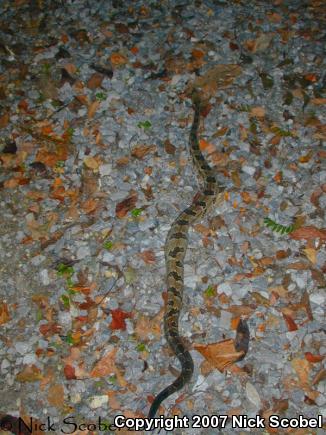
[304,352,324,363]
[298,151,313,163]
[291,358,311,390]
[199,139,215,154]
[0,302,10,325]
[311,98,326,105]
[273,170,283,183]
[90,347,127,387]
[115,193,137,218]
[191,49,204,59]
[131,144,156,159]
[194,339,245,372]
[110,52,128,66]
[130,46,139,54]
[139,250,156,264]
[16,365,43,382]
[290,226,326,241]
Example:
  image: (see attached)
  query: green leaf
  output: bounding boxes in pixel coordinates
[108,375,117,384]
[137,120,152,130]
[96,92,106,101]
[57,263,74,278]
[204,285,215,297]
[61,294,70,309]
[264,217,294,235]
[131,208,142,217]
[103,240,113,250]
[136,343,146,352]
[36,308,43,323]
[64,333,75,345]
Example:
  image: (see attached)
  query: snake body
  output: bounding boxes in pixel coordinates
[148,95,220,418]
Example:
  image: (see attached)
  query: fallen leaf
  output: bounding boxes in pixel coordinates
[303,248,317,264]
[131,144,156,159]
[139,250,156,264]
[16,365,43,382]
[250,106,265,118]
[290,226,326,241]
[282,313,298,331]
[304,352,324,363]
[110,52,128,66]
[90,347,127,387]
[88,100,100,119]
[64,364,76,380]
[0,302,11,325]
[48,384,64,409]
[110,308,132,330]
[194,338,244,372]
[87,72,104,89]
[0,112,9,128]
[115,193,137,218]
[81,198,98,214]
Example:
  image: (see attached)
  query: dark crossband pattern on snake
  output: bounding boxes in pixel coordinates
[148,94,226,418]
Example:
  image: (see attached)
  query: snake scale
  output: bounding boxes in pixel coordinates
[148,94,223,418]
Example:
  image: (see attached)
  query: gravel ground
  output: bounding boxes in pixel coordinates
[0,1,325,434]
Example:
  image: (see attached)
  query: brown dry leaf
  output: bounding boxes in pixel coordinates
[311,97,326,105]
[0,302,10,325]
[190,64,242,101]
[164,54,188,74]
[48,384,64,409]
[115,193,137,218]
[116,156,130,166]
[16,365,43,382]
[110,52,128,66]
[87,72,104,89]
[194,339,244,372]
[291,358,311,390]
[290,226,326,241]
[0,112,10,128]
[282,312,298,331]
[63,63,77,75]
[135,309,164,340]
[107,390,121,410]
[303,248,317,264]
[81,198,98,214]
[193,223,211,236]
[250,106,265,118]
[83,155,100,170]
[231,170,241,188]
[131,144,156,159]
[87,100,100,119]
[139,250,156,264]
[312,368,326,386]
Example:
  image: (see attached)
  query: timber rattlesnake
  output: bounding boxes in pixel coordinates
[148,93,225,418]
